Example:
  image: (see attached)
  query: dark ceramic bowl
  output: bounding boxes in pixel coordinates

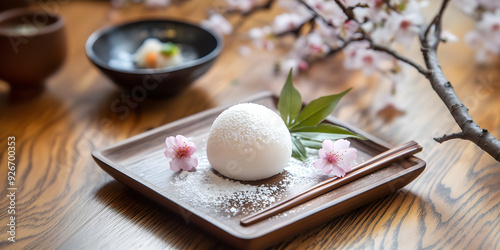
[0,8,66,92]
[85,19,223,98]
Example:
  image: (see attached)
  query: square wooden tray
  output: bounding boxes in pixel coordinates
[92,92,426,249]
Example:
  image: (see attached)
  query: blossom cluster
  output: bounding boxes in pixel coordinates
[455,0,500,63]
[235,0,434,77]
[198,1,433,113]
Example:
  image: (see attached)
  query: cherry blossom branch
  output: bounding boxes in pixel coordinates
[221,0,500,160]
[298,0,428,76]
[424,49,500,160]
[242,0,275,16]
[297,0,338,28]
[368,41,430,76]
[332,0,354,20]
[275,21,309,37]
[422,0,450,49]
[301,0,500,161]
[225,0,276,33]
[420,1,500,161]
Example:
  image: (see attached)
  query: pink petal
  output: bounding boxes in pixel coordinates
[187,157,198,171]
[331,164,347,177]
[314,159,334,175]
[175,135,188,145]
[178,157,198,171]
[322,164,334,175]
[165,136,176,148]
[337,148,357,171]
[185,141,197,156]
[334,139,350,151]
[313,159,328,170]
[164,147,176,158]
[314,138,357,177]
[322,139,335,152]
[318,148,327,159]
[169,158,182,172]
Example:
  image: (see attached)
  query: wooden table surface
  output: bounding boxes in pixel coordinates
[1,1,500,249]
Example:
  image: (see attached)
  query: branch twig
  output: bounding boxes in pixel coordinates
[422,0,451,49]
[297,0,338,29]
[434,132,466,143]
[369,42,430,76]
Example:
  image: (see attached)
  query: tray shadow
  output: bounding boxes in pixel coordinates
[95,180,424,249]
[95,180,233,249]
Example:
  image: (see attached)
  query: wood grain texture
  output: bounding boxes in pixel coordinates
[0,1,499,249]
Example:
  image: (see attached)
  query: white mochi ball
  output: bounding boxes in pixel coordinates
[207,103,292,181]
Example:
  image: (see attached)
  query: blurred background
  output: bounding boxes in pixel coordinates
[1,0,500,249]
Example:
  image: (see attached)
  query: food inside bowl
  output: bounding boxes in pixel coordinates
[133,38,183,69]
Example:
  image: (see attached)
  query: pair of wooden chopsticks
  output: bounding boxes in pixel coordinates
[240,141,422,226]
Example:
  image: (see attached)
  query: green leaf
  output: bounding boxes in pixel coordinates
[291,136,307,161]
[278,68,302,126]
[290,123,366,140]
[298,138,323,149]
[290,88,351,130]
[292,131,365,141]
[161,42,180,56]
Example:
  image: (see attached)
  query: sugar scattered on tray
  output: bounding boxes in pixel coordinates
[170,141,366,218]
[171,143,325,217]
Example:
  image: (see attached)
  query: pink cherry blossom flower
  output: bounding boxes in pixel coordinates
[465,9,500,63]
[375,90,405,116]
[201,13,233,36]
[248,26,274,50]
[340,20,359,40]
[440,30,459,43]
[316,18,340,42]
[298,60,309,70]
[465,30,497,63]
[313,139,357,177]
[307,0,346,26]
[454,0,478,15]
[226,0,256,13]
[272,12,309,34]
[291,32,329,60]
[478,0,500,11]
[277,58,302,76]
[343,41,386,76]
[238,46,252,57]
[388,11,425,48]
[164,135,198,172]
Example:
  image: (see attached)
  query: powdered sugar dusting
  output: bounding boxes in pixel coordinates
[171,142,325,217]
[206,103,292,181]
[207,103,289,147]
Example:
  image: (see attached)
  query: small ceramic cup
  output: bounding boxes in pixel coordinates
[0,8,66,95]
[0,0,30,12]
